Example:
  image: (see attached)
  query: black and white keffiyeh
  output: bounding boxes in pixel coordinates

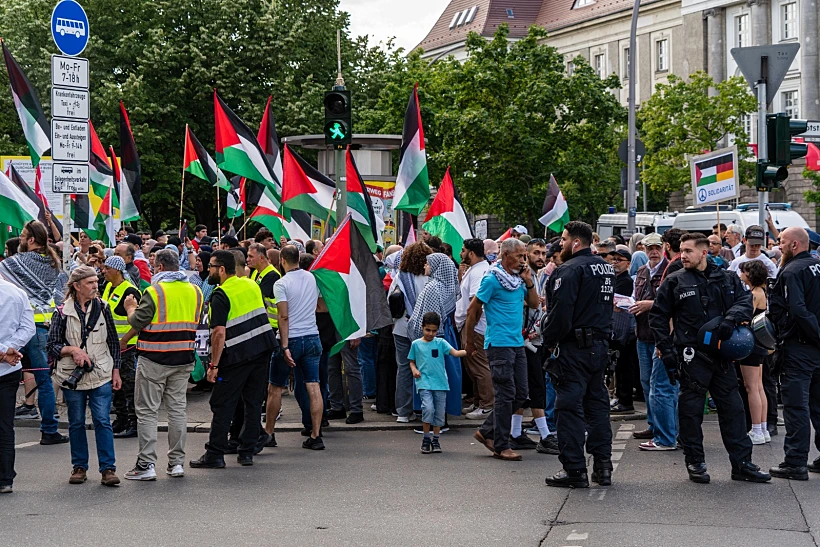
[408,253,459,340]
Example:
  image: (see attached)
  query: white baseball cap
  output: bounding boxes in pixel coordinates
[513,224,528,235]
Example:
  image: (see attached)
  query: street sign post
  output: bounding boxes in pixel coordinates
[800,120,820,143]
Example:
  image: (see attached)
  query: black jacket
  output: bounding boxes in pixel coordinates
[649,261,752,355]
[768,251,820,344]
[543,248,615,347]
[633,257,668,342]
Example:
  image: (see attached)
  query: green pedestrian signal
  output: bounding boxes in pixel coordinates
[324,90,352,148]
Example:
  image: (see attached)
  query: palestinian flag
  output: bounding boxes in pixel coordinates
[2,40,50,167]
[538,174,570,232]
[394,83,430,216]
[9,164,62,233]
[118,102,141,222]
[422,167,472,264]
[310,214,392,353]
[184,125,230,191]
[214,90,280,202]
[88,120,115,246]
[695,153,734,186]
[0,169,39,230]
[71,194,95,235]
[250,187,312,242]
[346,147,379,252]
[283,144,336,225]
[227,176,244,219]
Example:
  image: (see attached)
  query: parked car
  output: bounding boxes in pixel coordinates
[671,203,809,235]
[596,212,677,240]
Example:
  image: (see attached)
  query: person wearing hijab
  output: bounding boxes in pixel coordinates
[628,232,645,254]
[190,251,216,303]
[407,253,463,417]
[629,250,649,279]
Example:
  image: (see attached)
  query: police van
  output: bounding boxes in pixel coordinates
[595,212,677,240]
[671,203,809,235]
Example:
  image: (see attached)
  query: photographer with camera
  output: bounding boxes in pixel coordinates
[47,266,122,487]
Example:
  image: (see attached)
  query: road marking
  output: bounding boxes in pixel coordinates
[567,531,589,540]
[14,441,39,448]
[618,423,634,430]
[615,431,632,440]
[613,462,619,472]
[612,442,626,450]
[611,452,623,461]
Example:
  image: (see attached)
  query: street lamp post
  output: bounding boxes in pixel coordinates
[627,0,641,233]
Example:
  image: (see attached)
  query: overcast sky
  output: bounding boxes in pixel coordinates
[339,0,451,51]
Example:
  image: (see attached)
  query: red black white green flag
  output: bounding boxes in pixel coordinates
[241,95,284,214]
[394,83,430,216]
[345,146,380,252]
[118,102,141,222]
[282,144,337,225]
[422,167,472,264]
[184,125,230,191]
[250,187,312,243]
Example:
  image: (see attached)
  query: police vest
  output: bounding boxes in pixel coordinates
[102,279,138,346]
[33,299,57,325]
[138,281,203,366]
[251,264,281,329]
[211,276,275,367]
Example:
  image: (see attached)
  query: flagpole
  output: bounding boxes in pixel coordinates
[179,125,187,235]
[216,186,222,247]
[323,190,338,240]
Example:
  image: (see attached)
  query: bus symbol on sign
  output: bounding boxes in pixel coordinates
[56,18,86,38]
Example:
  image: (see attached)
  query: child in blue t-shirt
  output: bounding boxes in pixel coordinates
[408,312,467,454]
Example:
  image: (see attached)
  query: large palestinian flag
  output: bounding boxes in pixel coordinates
[9,164,61,233]
[241,95,284,214]
[2,40,50,167]
[250,187,312,242]
[184,125,230,191]
[394,83,430,216]
[214,90,280,202]
[345,147,380,252]
[87,120,116,245]
[310,214,392,353]
[118,102,141,222]
[283,144,336,225]
[0,169,39,230]
[422,167,472,264]
[538,174,569,233]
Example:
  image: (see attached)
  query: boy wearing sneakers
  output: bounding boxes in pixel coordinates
[408,312,467,454]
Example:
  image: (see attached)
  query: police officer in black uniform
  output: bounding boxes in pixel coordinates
[650,233,770,484]
[543,221,615,488]
[767,227,820,481]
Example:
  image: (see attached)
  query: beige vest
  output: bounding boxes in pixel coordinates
[52,297,115,390]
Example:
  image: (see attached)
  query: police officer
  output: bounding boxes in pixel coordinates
[767,227,820,481]
[543,221,615,488]
[650,233,770,484]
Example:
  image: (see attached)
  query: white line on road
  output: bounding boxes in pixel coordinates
[14,442,39,448]
[615,431,632,440]
[613,462,619,472]
[567,531,589,540]
[618,423,635,430]
[612,442,626,450]
[611,452,623,461]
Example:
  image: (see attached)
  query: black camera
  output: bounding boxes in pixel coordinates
[62,362,95,390]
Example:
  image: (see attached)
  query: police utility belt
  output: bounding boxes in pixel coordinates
[564,328,608,349]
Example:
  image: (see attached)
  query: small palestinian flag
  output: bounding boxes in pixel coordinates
[283,144,337,225]
[0,169,39,230]
[227,176,244,219]
[346,146,379,252]
[394,83,430,216]
[310,214,392,353]
[9,164,61,233]
[695,152,734,186]
[71,194,95,236]
[422,167,472,263]
[88,120,116,246]
[250,187,312,242]
[184,125,230,191]
[118,102,141,222]
[214,90,280,199]
[538,174,570,233]
[2,40,50,167]
[241,95,284,214]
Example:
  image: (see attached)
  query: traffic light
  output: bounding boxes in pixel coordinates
[324,89,351,148]
[766,113,808,167]
[756,160,788,192]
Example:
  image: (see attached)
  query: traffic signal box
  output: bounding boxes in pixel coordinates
[757,113,808,191]
[324,90,351,148]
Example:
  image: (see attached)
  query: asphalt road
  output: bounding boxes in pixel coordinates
[3,416,819,547]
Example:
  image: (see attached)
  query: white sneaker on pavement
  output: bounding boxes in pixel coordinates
[748,430,765,445]
[124,462,157,481]
[764,429,771,443]
[396,415,416,423]
[166,464,184,478]
[462,404,476,413]
[639,440,676,451]
[465,408,492,420]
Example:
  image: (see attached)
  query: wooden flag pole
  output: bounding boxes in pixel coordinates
[179,126,187,235]
[216,186,222,247]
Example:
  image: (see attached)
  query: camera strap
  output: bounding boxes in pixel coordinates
[78,298,103,351]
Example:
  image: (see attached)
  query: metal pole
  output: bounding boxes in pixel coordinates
[335,149,346,222]
[642,166,647,212]
[627,0,641,233]
[62,194,71,272]
[757,71,767,229]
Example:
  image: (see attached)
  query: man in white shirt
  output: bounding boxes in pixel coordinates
[266,245,325,450]
[456,239,493,420]
[0,278,36,493]
[729,225,779,279]
[726,225,744,259]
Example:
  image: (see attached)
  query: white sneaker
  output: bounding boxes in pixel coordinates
[748,430,766,445]
[370,404,377,411]
[639,440,676,451]
[166,464,184,478]
[462,404,476,413]
[124,462,157,481]
[396,415,416,423]
[465,408,492,420]
[764,429,771,443]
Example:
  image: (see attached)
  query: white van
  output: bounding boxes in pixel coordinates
[596,212,677,240]
[671,203,809,235]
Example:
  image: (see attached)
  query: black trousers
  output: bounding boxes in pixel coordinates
[679,353,752,468]
[613,339,638,407]
[780,342,820,467]
[113,349,137,424]
[375,326,397,414]
[0,370,21,486]
[206,355,268,459]
[522,346,546,410]
[550,341,612,472]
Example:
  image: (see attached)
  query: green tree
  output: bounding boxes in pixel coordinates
[803,167,820,211]
[638,72,757,196]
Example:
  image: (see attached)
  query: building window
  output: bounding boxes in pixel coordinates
[782,90,799,118]
[594,54,605,78]
[741,114,753,140]
[506,8,514,18]
[623,48,630,79]
[782,2,797,40]
[567,61,575,76]
[656,39,669,72]
[573,0,596,8]
[735,14,750,47]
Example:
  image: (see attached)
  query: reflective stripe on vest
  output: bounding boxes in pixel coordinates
[251,264,280,329]
[212,276,273,365]
[137,281,202,361]
[102,279,138,345]
[32,300,56,325]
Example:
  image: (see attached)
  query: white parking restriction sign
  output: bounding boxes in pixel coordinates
[52,163,89,194]
[51,119,89,162]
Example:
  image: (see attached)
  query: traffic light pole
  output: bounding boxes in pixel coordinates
[626,0,640,233]
[757,73,767,229]
[335,146,346,221]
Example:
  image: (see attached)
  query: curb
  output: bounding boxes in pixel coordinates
[14,411,648,433]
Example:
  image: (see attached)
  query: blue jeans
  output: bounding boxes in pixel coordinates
[394,335,415,418]
[544,372,557,433]
[295,351,330,427]
[63,382,116,472]
[636,341,655,433]
[269,335,322,386]
[649,347,679,447]
[419,389,447,427]
[358,336,378,398]
[22,328,58,435]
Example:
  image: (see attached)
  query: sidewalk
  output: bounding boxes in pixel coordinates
[15,383,648,433]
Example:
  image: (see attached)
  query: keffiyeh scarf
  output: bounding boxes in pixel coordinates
[488,262,523,291]
[0,251,60,307]
[408,253,460,340]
